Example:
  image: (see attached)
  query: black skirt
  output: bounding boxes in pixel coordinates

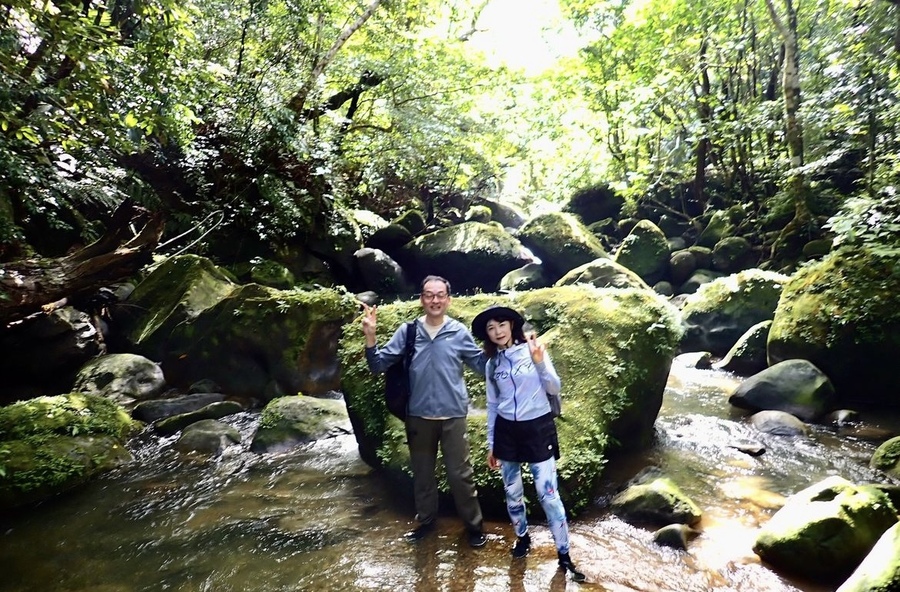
[493,413,559,463]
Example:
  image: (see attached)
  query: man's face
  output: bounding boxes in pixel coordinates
[420,280,451,317]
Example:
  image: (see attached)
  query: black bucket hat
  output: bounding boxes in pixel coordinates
[471,306,525,342]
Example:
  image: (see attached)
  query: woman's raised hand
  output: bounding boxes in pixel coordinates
[361,303,377,344]
[525,331,544,364]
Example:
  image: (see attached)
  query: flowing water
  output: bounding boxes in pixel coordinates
[2,357,898,592]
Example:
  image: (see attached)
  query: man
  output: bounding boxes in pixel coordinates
[362,275,487,547]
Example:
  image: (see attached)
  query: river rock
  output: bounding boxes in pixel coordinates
[837,521,900,592]
[517,212,608,281]
[397,221,534,291]
[611,473,702,526]
[613,220,671,285]
[132,392,226,422]
[174,419,241,455]
[669,250,697,287]
[729,360,837,422]
[713,320,771,375]
[711,236,753,273]
[473,197,527,229]
[680,269,791,356]
[353,247,413,296]
[767,248,900,407]
[749,410,809,437]
[339,285,683,514]
[753,476,897,580]
[869,436,900,478]
[250,395,352,453]
[677,269,723,295]
[554,257,650,291]
[500,263,552,291]
[72,353,166,409]
[653,523,700,550]
[155,401,245,435]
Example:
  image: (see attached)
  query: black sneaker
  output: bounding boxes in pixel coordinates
[467,530,487,548]
[511,533,531,558]
[404,521,435,542]
[558,552,586,583]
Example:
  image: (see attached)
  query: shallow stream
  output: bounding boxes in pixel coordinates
[2,357,897,591]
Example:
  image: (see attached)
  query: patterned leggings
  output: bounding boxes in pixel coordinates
[499,456,570,554]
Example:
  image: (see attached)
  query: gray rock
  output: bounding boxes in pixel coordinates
[174,419,241,455]
[132,392,226,422]
[730,360,837,422]
[750,410,809,436]
[155,401,245,435]
[73,353,166,409]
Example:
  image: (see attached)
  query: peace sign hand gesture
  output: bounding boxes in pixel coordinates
[526,331,545,364]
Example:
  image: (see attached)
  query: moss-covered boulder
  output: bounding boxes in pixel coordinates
[0,393,139,509]
[681,269,790,356]
[499,263,552,291]
[767,249,900,405]
[611,473,702,526]
[696,207,741,248]
[562,184,625,225]
[120,256,359,398]
[398,222,534,292]
[352,247,413,296]
[714,320,771,375]
[250,395,351,453]
[116,255,237,352]
[712,236,753,273]
[392,210,426,235]
[472,197,526,229]
[613,219,671,284]
[465,205,492,223]
[554,258,650,291]
[364,223,414,256]
[338,285,682,514]
[517,213,608,281]
[753,476,897,580]
[174,419,241,455]
[870,436,900,478]
[837,521,900,592]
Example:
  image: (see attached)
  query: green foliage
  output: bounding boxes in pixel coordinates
[826,190,900,259]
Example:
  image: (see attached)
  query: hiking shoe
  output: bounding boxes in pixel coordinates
[511,533,531,558]
[403,521,435,542]
[558,552,586,583]
[467,530,487,548]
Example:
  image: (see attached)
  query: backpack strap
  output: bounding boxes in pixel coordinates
[403,321,417,368]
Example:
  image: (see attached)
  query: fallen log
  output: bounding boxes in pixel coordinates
[0,199,164,327]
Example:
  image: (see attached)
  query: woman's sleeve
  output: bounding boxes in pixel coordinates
[534,351,561,396]
[485,359,498,451]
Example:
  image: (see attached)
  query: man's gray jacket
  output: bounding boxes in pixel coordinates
[366,316,487,418]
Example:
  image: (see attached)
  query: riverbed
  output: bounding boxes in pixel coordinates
[1,356,896,591]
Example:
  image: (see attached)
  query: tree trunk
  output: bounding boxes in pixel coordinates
[0,200,164,327]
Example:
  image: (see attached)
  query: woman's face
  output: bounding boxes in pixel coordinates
[486,319,513,348]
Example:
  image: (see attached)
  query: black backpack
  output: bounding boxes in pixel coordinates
[384,321,417,420]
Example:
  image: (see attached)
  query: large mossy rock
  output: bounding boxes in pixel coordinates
[680,269,790,356]
[562,184,625,225]
[768,249,900,406]
[613,219,671,284]
[0,393,139,509]
[610,473,702,526]
[398,222,534,292]
[338,285,682,514]
[753,476,898,581]
[118,255,359,399]
[517,213,608,281]
[728,359,838,422]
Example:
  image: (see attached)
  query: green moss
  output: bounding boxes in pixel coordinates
[0,393,138,442]
[518,212,608,276]
[613,219,670,280]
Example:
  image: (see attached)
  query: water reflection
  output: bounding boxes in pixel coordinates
[1,360,897,591]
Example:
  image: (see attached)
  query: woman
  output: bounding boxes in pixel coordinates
[471,306,585,582]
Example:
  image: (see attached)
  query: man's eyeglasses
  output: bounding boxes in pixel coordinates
[422,292,449,302]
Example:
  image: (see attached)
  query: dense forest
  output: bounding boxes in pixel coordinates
[1,0,899,312]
